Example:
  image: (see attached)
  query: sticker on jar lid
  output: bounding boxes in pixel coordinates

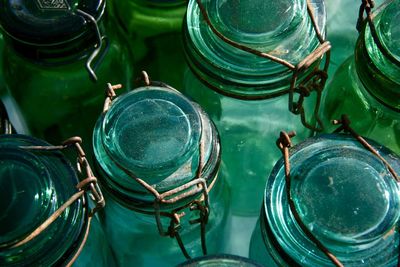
[36,0,70,10]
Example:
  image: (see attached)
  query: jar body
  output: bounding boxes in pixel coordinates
[2,34,132,153]
[249,217,280,267]
[74,215,117,267]
[183,69,316,255]
[98,174,230,266]
[110,0,186,89]
[321,56,400,154]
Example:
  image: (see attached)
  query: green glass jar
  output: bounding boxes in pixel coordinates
[250,133,400,266]
[321,0,400,154]
[0,0,132,152]
[177,254,263,267]
[325,0,385,76]
[109,0,186,89]
[0,134,115,266]
[0,32,4,97]
[183,0,328,256]
[93,82,229,266]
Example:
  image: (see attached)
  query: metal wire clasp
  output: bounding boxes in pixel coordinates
[135,177,210,259]
[76,9,109,82]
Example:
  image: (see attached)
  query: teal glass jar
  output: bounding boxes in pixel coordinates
[109,0,187,89]
[0,0,132,151]
[250,133,400,266]
[183,0,328,256]
[177,254,263,267]
[321,0,400,154]
[0,134,115,266]
[93,82,229,266]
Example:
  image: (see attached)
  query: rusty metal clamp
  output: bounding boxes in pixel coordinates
[10,136,105,266]
[193,0,331,132]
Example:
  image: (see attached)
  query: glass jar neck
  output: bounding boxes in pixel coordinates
[0,134,86,266]
[183,0,326,97]
[355,0,400,110]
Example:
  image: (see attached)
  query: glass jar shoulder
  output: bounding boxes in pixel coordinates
[321,56,400,154]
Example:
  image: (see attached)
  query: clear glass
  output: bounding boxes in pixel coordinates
[93,85,230,266]
[321,0,400,154]
[0,134,115,266]
[183,0,326,256]
[177,254,263,267]
[109,0,186,89]
[250,134,400,266]
[1,13,132,158]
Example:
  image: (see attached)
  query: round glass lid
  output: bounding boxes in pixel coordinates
[101,86,202,175]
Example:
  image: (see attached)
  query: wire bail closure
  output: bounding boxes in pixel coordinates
[276,114,400,267]
[101,73,214,259]
[193,0,331,132]
[76,9,109,82]
[357,0,400,68]
[7,137,105,266]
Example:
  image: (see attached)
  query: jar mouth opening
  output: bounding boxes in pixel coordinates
[264,134,400,265]
[184,0,326,97]
[101,86,202,174]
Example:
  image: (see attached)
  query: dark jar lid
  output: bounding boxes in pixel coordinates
[0,0,105,46]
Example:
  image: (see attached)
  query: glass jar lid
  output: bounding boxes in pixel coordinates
[0,0,105,45]
[184,0,326,96]
[0,134,85,266]
[177,254,263,266]
[93,85,220,209]
[266,134,400,266]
